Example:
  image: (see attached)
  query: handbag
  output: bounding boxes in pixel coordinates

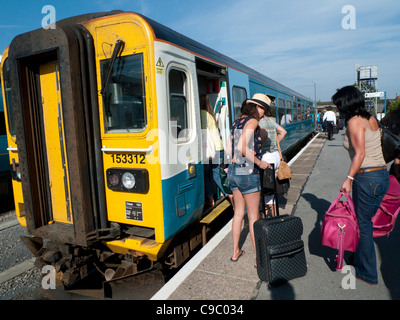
[381,127,400,163]
[372,175,400,237]
[276,135,292,180]
[261,166,275,192]
[320,191,360,271]
[219,166,232,195]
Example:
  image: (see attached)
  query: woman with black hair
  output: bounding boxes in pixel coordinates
[332,85,390,285]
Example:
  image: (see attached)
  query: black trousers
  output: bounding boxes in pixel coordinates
[326,121,334,140]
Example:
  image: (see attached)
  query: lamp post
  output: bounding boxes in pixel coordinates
[312,81,317,129]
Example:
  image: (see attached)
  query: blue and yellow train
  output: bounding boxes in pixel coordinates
[0,62,13,202]
[1,11,314,288]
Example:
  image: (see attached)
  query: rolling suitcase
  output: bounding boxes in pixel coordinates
[254,215,307,285]
[256,165,307,285]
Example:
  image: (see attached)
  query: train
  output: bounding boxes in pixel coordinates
[0,55,13,203]
[0,11,315,292]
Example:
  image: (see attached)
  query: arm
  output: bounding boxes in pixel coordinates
[238,118,269,170]
[341,118,365,193]
[276,125,287,143]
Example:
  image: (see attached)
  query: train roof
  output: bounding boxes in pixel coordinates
[12,10,312,102]
[138,13,311,102]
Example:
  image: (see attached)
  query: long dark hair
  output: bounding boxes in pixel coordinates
[332,86,371,122]
[241,101,261,121]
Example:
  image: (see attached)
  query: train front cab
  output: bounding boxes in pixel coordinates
[1,12,232,285]
[90,13,233,264]
[1,48,24,226]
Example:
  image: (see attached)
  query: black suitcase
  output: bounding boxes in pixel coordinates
[254,215,307,285]
[257,163,307,285]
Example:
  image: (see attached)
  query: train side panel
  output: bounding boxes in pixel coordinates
[153,40,204,241]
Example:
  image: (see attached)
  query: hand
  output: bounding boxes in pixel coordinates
[340,179,352,194]
[258,161,271,170]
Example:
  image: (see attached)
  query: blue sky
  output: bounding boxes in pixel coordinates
[1,0,400,101]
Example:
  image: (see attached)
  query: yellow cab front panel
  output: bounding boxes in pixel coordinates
[1,48,26,227]
[81,13,165,254]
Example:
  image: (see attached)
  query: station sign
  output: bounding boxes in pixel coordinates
[365,92,385,98]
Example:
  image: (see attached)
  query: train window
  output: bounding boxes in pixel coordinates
[292,102,298,123]
[232,86,247,120]
[169,69,189,141]
[268,97,277,119]
[282,100,292,125]
[278,98,285,125]
[101,53,147,133]
[2,59,15,136]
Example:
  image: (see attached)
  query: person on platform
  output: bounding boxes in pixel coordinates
[332,85,389,285]
[323,105,336,140]
[227,94,270,266]
[259,106,287,217]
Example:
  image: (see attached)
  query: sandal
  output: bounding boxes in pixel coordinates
[230,250,245,262]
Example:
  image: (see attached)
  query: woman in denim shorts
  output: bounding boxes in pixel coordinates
[333,86,390,285]
[227,94,272,266]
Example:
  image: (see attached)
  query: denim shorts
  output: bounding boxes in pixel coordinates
[227,163,261,195]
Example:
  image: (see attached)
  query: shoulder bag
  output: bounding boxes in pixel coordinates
[276,135,292,180]
[381,126,400,163]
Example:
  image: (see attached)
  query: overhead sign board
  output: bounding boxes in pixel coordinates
[365,92,385,98]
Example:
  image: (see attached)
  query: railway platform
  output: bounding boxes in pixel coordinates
[151,129,400,300]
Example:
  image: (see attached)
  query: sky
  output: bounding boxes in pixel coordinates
[1,0,400,102]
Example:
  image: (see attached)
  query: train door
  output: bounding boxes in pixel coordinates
[195,59,230,204]
[39,62,72,224]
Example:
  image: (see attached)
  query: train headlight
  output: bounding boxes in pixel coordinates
[106,168,149,194]
[122,172,135,189]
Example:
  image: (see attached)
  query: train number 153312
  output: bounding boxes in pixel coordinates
[111,154,146,164]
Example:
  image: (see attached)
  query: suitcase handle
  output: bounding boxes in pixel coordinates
[256,238,264,268]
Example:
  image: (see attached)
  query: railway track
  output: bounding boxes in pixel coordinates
[0,202,233,300]
[0,211,43,300]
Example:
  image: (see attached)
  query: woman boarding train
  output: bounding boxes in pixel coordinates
[227,94,273,266]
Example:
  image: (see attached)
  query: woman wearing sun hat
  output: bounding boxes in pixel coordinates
[227,93,271,266]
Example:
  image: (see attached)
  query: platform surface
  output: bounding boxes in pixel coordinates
[152,130,400,300]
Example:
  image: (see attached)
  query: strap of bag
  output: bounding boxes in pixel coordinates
[336,225,345,271]
[272,163,279,217]
[327,191,357,219]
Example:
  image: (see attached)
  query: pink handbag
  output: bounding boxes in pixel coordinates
[372,175,400,237]
[321,192,360,271]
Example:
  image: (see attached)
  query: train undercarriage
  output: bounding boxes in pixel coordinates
[20,198,232,299]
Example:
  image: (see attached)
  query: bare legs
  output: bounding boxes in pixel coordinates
[231,189,260,265]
